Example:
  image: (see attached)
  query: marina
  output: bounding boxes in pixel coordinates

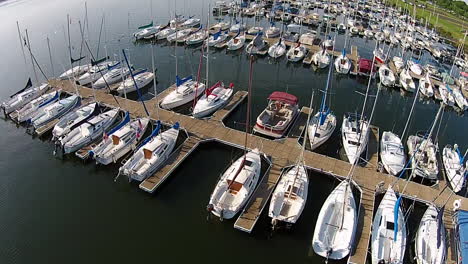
[1,0,468,263]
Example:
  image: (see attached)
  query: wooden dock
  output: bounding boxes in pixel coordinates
[48,79,468,260]
[366,125,380,170]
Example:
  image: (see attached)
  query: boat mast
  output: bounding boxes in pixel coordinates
[206,3,210,89]
[151,39,159,119]
[25,29,39,85]
[46,36,55,77]
[16,21,27,67]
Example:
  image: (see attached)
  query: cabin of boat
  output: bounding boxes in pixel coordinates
[253,91,299,138]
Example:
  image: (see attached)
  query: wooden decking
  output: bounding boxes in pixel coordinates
[366,125,380,170]
[49,79,468,261]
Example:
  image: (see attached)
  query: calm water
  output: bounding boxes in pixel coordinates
[0,0,466,263]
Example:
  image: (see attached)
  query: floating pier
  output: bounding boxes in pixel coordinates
[48,79,468,263]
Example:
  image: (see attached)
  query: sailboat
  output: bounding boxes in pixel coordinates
[2,83,49,114]
[415,204,446,264]
[226,30,246,51]
[312,47,330,69]
[245,33,268,55]
[15,90,60,123]
[208,57,261,220]
[371,186,407,264]
[268,38,286,58]
[286,43,307,62]
[206,30,228,47]
[77,60,119,86]
[31,95,80,129]
[52,102,99,140]
[308,56,336,150]
[442,144,466,193]
[334,49,351,74]
[58,108,120,154]
[116,69,154,95]
[268,90,314,228]
[380,132,406,176]
[92,115,150,165]
[399,68,416,92]
[418,74,434,98]
[407,134,439,181]
[378,64,396,87]
[118,122,180,182]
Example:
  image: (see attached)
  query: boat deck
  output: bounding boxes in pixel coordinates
[48,79,468,261]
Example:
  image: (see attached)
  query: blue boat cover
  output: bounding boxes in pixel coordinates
[394,195,402,241]
[456,210,468,263]
[176,75,192,87]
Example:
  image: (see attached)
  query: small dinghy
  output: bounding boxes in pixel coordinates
[312,180,357,260]
[442,144,466,193]
[58,108,119,154]
[77,61,119,86]
[31,95,80,129]
[380,131,406,176]
[286,43,307,62]
[192,82,233,118]
[92,115,150,165]
[245,33,268,55]
[312,49,330,69]
[226,31,246,51]
[415,205,446,264]
[378,64,396,87]
[118,122,180,182]
[334,50,351,74]
[208,149,261,219]
[206,30,229,47]
[59,64,91,80]
[419,74,434,98]
[15,90,60,123]
[116,69,154,95]
[2,83,49,114]
[52,102,99,139]
[407,134,439,181]
[400,68,416,92]
[253,92,299,138]
[160,76,206,110]
[269,165,308,226]
[93,65,132,89]
[268,38,286,58]
[341,113,369,165]
[371,186,406,264]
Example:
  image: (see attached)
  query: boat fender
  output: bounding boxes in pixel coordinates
[453,199,461,211]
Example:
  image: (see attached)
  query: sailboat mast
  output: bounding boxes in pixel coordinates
[401,78,421,140]
[16,21,27,67]
[206,4,210,88]
[46,36,55,77]
[359,40,378,124]
[151,40,159,119]
[66,14,74,81]
[25,29,39,85]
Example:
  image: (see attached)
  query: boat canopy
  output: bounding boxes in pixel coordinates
[268,91,298,105]
[358,58,375,73]
[455,210,468,263]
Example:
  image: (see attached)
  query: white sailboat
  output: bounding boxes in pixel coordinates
[160,77,206,110]
[52,102,99,139]
[118,122,179,182]
[15,90,60,123]
[2,83,49,114]
[418,74,434,98]
[342,113,369,165]
[312,46,330,68]
[77,61,119,86]
[206,30,229,47]
[415,205,446,264]
[93,65,132,89]
[371,186,407,264]
[226,31,246,51]
[92,115,150,165]
[407,135,439,181]
[334,50,351,74]
[439,85,455,107]
[59,64,91,80]
[378,64,396,87]
[442,145,466,193]
[116,69,154,95]
[268,38,286,58]
[58,108,119,154]
[286,43,307,62]
[380,131,406,176]
[400,68,416,92]
[31,95,80,129]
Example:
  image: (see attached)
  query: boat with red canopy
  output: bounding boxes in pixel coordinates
[253,91,299,138]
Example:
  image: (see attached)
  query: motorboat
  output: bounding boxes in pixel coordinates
[192,82,233,118]
[15,90,60,123]
[378,64,396,87]
[92,116,150,165]
[59,108,120,154]
[253,92,299,138]
[245,34,268,55]
[371,186,406,264]
[334,50,351,74]
[407,134,439,181]
[93,65,132,89]
[286,44,307,62]
[52,102,99,140]
[116,69,154,95]
[312,180,357,260]
[415,205,446,264]
[399,69,416,92]
[268,38,286,58]
[118,122,180,182]
[226,32,246,51]
[269,165,308,225]
[380,131,406,176]
[341,113,369,165]
[208,149,261,219]
[31,95,80,129]
[160,76,206,110]
[312,49,330,69]
[443,145,466,193]
[77,61,119,86]
[2,83,49,114]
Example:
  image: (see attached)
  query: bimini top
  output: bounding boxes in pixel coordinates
[358,58,375,73]
[456,209,468,263]
[268,91,298,105]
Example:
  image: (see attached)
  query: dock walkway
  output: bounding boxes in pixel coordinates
[49,79,468,261]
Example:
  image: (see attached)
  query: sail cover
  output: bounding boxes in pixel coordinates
[176,75,192,87]
[436,205,444,248]
[393,195,402,241]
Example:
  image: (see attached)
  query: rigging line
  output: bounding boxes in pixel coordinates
[24,30,48,82]
[192,46,204,111]
[83,40,121,107]
[16,21,27,67]
[96,15,105,59]
[122,49,150,116]
[24,29,39,84]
